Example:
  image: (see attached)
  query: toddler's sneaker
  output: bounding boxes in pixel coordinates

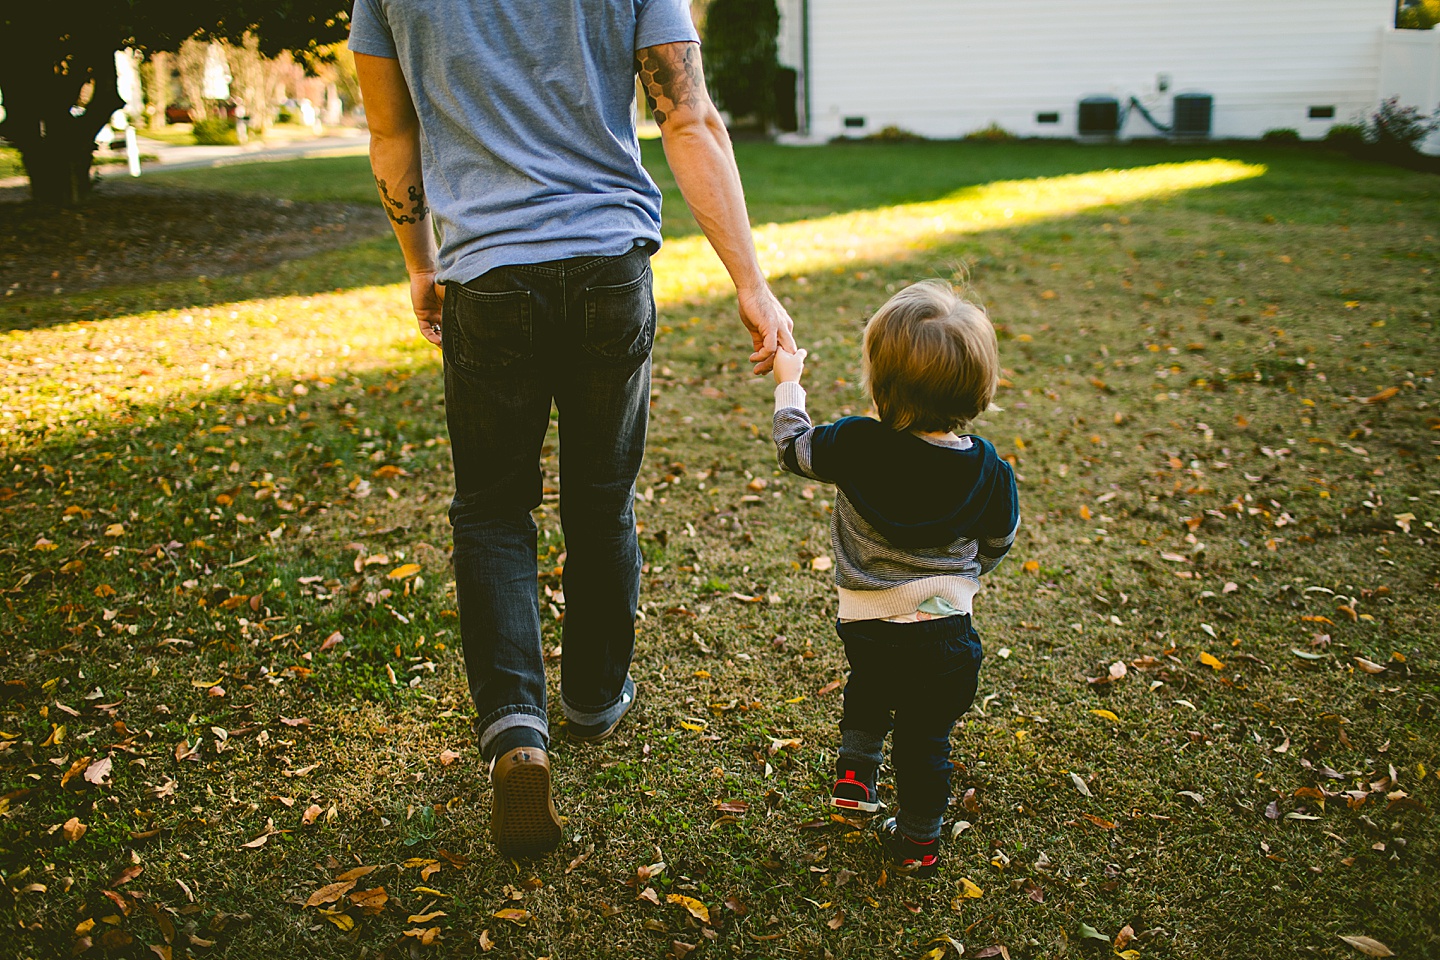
[877,817,940,878]
[831,758,882,813]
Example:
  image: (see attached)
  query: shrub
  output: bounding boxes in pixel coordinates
[1323,123,1367,151]
[864,125,926,143]
[276,105,296,124]
[1397,0,1440,29]
[1261,128,1301,143]
[703,0,780,129]
[963,122,1017,142]
[1366,97,1438,156]
[192,118,240,145]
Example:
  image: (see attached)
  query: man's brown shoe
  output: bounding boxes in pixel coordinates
[490,746,562,858]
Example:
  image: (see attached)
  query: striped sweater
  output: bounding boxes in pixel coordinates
[773,381,1020,621]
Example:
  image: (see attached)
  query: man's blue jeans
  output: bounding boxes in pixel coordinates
[441,240,655,761]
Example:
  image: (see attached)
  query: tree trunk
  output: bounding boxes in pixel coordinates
[20,141,102,208]
[150,50,171,129]
[0,12,124,208]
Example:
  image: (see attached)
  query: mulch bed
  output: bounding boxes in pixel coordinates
[0,179,388,302]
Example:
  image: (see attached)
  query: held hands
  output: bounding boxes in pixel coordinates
[772,346,806,385]
[737,285,797,375]
[410,271,445,347]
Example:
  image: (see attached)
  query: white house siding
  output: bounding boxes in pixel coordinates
[1379,28,1440,152]
[791,0,1394,142]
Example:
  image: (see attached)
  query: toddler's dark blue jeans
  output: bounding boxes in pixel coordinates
[836,613,984,840]
[441,240,655,761]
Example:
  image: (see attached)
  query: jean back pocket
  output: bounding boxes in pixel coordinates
[582,261,655,363]
[445,285,533,374]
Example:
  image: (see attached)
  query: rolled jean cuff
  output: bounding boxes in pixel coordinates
[476,708,549,760]
[897,808,944,842]
[562,674,635,727]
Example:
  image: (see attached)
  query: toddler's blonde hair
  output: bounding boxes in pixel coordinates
[861,280,999,433]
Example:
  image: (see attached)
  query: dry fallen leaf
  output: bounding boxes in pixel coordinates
[336,865,377,882]
[388,563,422,580]
[302,804,322,825]
[1338,935,1394,957]
[478,929,495,951]
[305,880,357,908]
[667,894,711,925]
[439,749,462,766]
[1199,651,1224,670]
[83,756,113,786]
[827,910,845,930]
[350,886,389,914]
[1069,772,1092,797]
[958,877,984,898]
[62,817,87,842]
[492,908,530,925]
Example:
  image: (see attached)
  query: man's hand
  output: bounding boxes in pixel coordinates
[738,285,797,375]
[773,346,806,385]
[410,271,444,347]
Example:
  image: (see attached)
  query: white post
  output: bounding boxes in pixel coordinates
[125,125,141,177]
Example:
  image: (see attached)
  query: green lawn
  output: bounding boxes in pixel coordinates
[1,141,1436,960]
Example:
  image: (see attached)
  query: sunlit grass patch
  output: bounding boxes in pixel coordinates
[654,159,1265,303]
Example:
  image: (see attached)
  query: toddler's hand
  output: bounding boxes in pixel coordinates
[773,347,806,384]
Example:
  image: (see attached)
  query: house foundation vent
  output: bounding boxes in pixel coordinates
[1173,94,1213,139]
[1077,97,1120,137]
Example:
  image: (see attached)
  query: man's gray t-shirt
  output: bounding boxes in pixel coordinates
[349,0,698,283]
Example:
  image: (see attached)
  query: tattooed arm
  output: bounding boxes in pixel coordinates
[637,42,794,374]
[354,52,443,347]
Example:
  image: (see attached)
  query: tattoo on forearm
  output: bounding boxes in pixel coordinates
[635,43,707,125]
[375,177,429,225]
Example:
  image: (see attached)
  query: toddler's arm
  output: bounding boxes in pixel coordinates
[771,348,834,482]
[975,463,1021,574]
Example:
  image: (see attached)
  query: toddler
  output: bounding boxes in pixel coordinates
[772,280,1019,877]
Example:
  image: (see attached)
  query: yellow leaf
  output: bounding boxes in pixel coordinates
[408,911,447,923]
[1199,651,1224,670]
[403,927,441,945]
[679,720,707,732]
[1022,560,1040,574]
[667,894,711,924]
[412,886,448,897]
[104,523,125,537]
[493,908,530,925]
[784,695,806,704]
[191,678,222,688]
[1091,709,1119,722]
[388,563,422,580]
[1079,504,1091,520]
[323,912,355,931]
[958,877,984,898]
